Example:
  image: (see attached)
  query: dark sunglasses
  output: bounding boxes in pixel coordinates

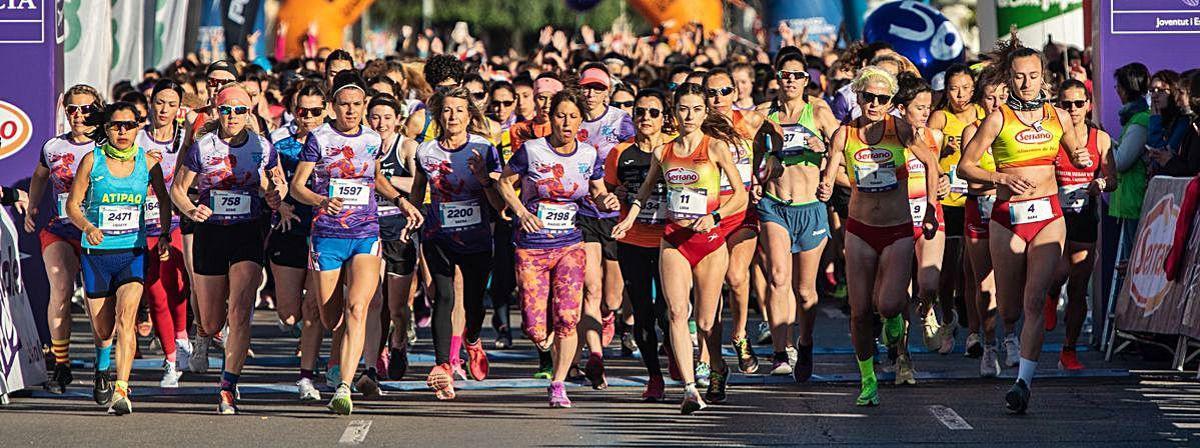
[207,78,234,90]
[611,100,635,108]
[1060,100,1088,109]
[107,120,139,132]
[471,92,487,101]
[492,100,515,107]
[634,107,662,119]
[777,70,809,81]
[297,106,324,118]
[705,86,735,97]
[217,105,250,116]
[65,104,97,115]
[860,92,892,105]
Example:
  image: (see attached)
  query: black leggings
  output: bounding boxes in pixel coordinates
[423,242,493,365]
[489,219,517,330]
[617,243,669,377]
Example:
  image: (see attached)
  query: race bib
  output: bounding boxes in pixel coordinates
[144,195,161,224]
[440,200,482,228]
[854,164,898,192]
[667,187,708,218]
[977,195,996,221]
[536,202,577,232]
[329,179,371,206]
[1009,197,1055,225]
[57,192,69,218]
[635,194,666,224]
[211,190,251,216]
[780,128,811,158]
[1058,184,1089,213]
[376,193,401,217]
[99,205,140,232]
[948,165,968,195]
[909,198,927,223]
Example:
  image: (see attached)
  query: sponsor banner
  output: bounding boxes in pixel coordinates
[150,0,190,70]
[978,0,1085,50]
[1176,185,1200,340]
[1114,176,1191,335]
[62,0,111,97]
[765,0,843,52]
[109,0,146,87]
[0,206,47,395]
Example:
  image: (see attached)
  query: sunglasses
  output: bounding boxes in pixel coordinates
[471,92,487,101]
[1150,87,1172,95]
[207,78,234,90]
[634,107,662,119]
[705,86,735,97]
[492,100,515,107]
[297,106,324,118]
[611,101,635,108]
[860,92,892,105]
[1060,100,1088,109]
[217,105,250,116]
[777,70,809,81]
[107,120,140,132]
[65,104,97,115]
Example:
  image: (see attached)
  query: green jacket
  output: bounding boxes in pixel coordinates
[1110,110,1150,219]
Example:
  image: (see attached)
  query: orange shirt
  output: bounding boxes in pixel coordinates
[604,140,665,248]
[509,119,552,159]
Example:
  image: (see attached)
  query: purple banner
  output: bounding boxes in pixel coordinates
[1096,0,1200,134]
[0,0,64,344]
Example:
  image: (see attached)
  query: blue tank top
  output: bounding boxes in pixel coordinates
[84,146,149,250]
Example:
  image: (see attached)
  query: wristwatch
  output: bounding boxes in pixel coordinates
[710,210,722,224]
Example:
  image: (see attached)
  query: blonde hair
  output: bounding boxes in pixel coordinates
[852,65,899,95]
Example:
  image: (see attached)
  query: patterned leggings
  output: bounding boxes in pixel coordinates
[515,243,585,345]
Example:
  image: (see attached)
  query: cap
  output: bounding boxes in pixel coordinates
[579,67,611,89]
[206,60,240,79]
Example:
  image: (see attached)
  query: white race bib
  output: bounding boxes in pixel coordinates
[376,193,401,217]
[99,205,140,232]
[144,195,161,224]
[1058,184,1089,213]
[211,190,251,216]
[440,200,482,228]
[667,187,708,217]
[329,178,371,206]
[635,194,666,223]
[909,198,927,223]
[948,165,968,195]
[780,128,811,157]
[1009,197,1055,225]
[854,164,898,191]
[537,202,577,232]
[56,192,69,218]
[976,195,996,221]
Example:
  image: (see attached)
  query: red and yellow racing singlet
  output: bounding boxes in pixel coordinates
[992,103,1064,169]
[661,136,721,221]
[842,116,908,194]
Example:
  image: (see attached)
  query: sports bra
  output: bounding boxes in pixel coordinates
[991,103,1064,169]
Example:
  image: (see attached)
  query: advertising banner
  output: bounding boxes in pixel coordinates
[110,0,147,86]
[276,0,378,57]
[1176,195,1200,341]
[765,0,844,52]
[0,207,46,396]
[978,0,1085,51]
[1113,176,1191,335]
[62,0,111,99]
[150,0,191,70]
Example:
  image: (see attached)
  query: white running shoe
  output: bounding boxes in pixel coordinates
[190,335,211,373]
[160,361,183,388]
[786,346,798,368]
[981,345,1001,378]
[297,378,321,401]
[1003,334,1021,368]
[175,339,193,372]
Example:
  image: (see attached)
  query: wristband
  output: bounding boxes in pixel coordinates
[710,210,722,224]
[631,199,643,209]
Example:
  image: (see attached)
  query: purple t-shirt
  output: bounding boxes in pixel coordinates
[416,134,501,253]
[300,123,382,239]
[182,131,278,225]
[576,106,635,218]
[509,137,604,249]
[40,134,95,238]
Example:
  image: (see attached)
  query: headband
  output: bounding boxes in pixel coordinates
[534,77,564,96]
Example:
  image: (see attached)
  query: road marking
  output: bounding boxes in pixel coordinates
[339,420,372,445]
[928,405,972,430]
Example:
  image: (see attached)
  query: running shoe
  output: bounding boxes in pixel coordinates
[585,353,608,390]
[218,389,238,415]
[297,378,321,401]
[548,381,572,408]
[754,321,772,345]
[388,347,409,380]
[733,337,759,374]
[768,351,793,375]
[160,361,183,388]
[465,340,489,381]
[620,332,637,357]
[694,361,711,389]
[921,308,941,352]
[190,335,211,373]
[856,375,879,406]
[534,350,553,380]
[1058,349,1085,371]
[936,311,959,355]
[494,326,513,350]
[980,345,1001,378]
[882,315,905,350]
[786,346,798,370]
[326,364,342,388]
[175,339,193,372]
[355,369,381,399]
[894,353,916,385]
[705,368,728,404]
[1005,379,1030,414]
[689,320,698,347]
[109,383,132,416]
[1003,335,1020,368]
[642,375,665,402]
[964,332,983,359]
[44,363,72,395]
[793,343,814,383]
[427,363,456,400]
[93,370,113,405]
[681,385,707,415]
[408,318,419,346]
[328,382,353,415]
[830,283,848,300]
[601,313,617,348]
[451,361,469,381]
[1044,294,1058,332]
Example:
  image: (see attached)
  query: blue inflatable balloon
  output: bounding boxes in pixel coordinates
[566,0,603,12]
[863,1,965,80]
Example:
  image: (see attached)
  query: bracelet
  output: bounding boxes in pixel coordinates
[631,199,643,209]
[710,210,722,224]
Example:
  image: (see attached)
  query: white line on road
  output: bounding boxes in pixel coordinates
[928,405,973,430]
[339,420,372,445]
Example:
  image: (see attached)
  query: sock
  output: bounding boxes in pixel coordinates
[51,338,70,365]
[449,335,463,366]
[175,329,189,341]
[220,371,240,392]
[857,356,876,384]
[1017,357,1037,386]
[95,344,113,372]
[301,369,315,380]
[166,350,177,363]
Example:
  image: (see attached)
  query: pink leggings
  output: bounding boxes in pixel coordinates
[145,229,188,357]
[515,243,585,345]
